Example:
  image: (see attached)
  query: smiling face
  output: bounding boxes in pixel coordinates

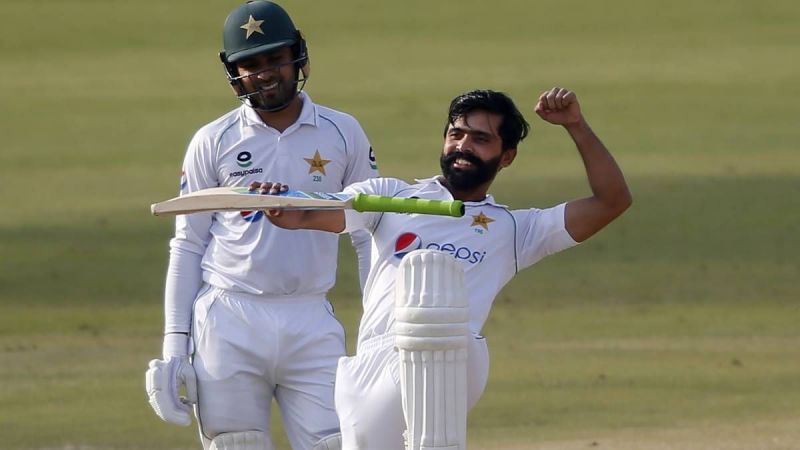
[234,46,300,111]
[440,111,517,192]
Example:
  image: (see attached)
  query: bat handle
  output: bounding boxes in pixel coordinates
[352,194,465,217]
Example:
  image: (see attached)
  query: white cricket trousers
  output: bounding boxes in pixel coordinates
[191,284,346,450]
[334,333,490,450]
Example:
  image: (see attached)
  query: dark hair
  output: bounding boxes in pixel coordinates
[443,90,530,151]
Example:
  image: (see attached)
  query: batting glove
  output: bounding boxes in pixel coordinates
[145,356,198,426]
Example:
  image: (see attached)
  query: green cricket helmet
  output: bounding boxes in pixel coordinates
[220,1,310,111]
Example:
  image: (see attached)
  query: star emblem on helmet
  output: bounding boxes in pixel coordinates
[240,15,265,39]
[304,150,331,175]
[471,212,495,230]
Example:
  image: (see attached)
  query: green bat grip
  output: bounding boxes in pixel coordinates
[352,194,465,217]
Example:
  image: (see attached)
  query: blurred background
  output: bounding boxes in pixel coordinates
[1,0,798,449]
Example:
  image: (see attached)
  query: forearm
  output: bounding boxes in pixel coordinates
[350,230,372,291]
[565,119,631,208]
[163,242,204,358]
[535,87,632,242]
[273,209,345,233]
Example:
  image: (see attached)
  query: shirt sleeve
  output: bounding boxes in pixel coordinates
[341,177,408,234]
[343,122,379,185]
[350,229,372,291]
[341,121,379,290]
[163,131,218,336]
[512,202,579,270]
[341,180,379,234]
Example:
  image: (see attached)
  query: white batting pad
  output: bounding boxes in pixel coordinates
[395,249,469,450]
[311,432,342,450]
[209,431,273,450]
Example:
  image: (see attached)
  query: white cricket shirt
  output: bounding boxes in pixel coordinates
[342,176,578,348]
[166,93,378,333]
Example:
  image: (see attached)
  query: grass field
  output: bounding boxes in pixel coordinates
[1,0,798,449]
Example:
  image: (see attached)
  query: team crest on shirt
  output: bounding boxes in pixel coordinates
[304,150,331,177]
[179,170,187,193]
[471,212,495,233]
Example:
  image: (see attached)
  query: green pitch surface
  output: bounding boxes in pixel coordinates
[2,0,799,449]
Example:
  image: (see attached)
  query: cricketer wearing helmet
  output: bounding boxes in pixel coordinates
[145,2,378,450]
[257,87,632,449]
[220,0,310,113]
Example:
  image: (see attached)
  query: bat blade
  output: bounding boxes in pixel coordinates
[151,187,465,217]
[151,187,352,216]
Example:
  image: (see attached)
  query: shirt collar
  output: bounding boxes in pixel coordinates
[413,175,508,207]
[241,91,318,129]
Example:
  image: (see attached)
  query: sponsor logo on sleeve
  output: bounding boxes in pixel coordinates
[368,146,378,170]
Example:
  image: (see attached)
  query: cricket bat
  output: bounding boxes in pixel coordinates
[151,186,464,217]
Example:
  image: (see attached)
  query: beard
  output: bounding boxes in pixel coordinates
[244,75,298,112]
[440,150,502,191]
